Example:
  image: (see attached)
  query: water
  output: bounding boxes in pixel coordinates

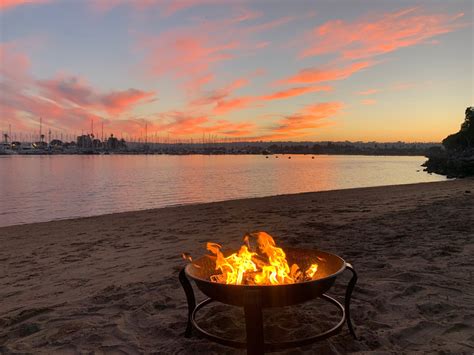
[0,155,446,227]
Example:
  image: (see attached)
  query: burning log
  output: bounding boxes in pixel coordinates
[188,231,320,285]
[179,231,358,354]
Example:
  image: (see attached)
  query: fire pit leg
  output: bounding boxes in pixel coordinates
[244,290,265,355]
[345,263,358,339]
[179,268,196,338]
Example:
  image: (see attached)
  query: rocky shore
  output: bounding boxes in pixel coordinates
[424,147,474,178]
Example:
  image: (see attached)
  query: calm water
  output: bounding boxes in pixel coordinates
[0,155,446,227]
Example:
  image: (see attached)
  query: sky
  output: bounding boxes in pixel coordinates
[0,0,472,142]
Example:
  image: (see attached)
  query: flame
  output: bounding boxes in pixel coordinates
[206,232,319,285]
[305,263,319,279]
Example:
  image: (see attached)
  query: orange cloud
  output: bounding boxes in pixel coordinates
[193,78,333,116]
[213,97,254,115]
[191,77,249,107]
[153,111,256,137]
[0,0,50,10]
[262,86,332,100]
[301,8,465,59]
[260,102,343,140]
[189,73,284,116]
[282,61,373,84]
[203,119,255,137]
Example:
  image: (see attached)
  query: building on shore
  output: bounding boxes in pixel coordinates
[106,134,127,150]
[77,134,93,149]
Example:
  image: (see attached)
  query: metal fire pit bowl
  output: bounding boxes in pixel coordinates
[179,248,357,355]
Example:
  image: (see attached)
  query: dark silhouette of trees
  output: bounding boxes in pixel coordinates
[424,107,474,177]
[442,107,474,151]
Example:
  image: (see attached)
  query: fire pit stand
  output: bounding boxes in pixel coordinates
[179,248,358,355]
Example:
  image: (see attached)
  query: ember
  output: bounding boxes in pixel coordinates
[205,231,318,285]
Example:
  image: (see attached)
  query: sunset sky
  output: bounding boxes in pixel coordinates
[1,0,472,142]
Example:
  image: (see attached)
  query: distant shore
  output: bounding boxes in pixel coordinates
[1,179,473,353]
[1,140,440,156]
[0,150,436,157]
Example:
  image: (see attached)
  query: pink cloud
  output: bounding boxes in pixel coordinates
[37,75,156,115]
[1,44,157,133]
[0,42,32,85]
[0,81,103,133]
[0,0,50,10]
[36,76,96,107]
[100,89,156,115]
[139,9,304,91]
[2,53,255,137]
[301,8,466,59]
[282,61,374,84]
[1,44,254,138]
[141,29,239,91]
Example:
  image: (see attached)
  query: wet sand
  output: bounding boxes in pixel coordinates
[1,179,473,354]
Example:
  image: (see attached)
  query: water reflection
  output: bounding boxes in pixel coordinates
[0,155,446,226]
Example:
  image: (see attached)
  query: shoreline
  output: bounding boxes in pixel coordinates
[0,179,451,229]
[1,152,433,156]
[1,179,473,353]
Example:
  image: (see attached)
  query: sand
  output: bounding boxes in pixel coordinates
[1,179,473,354]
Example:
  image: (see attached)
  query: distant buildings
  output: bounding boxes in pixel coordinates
[108,134,127,150]
[76,134,127,151]
[77,134,93,149]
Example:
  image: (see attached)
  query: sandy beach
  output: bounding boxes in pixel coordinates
[1,179,473,354]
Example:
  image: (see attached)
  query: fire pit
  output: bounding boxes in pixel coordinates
[179,232,357,354]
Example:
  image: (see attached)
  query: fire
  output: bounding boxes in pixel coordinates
[205,232,318,285]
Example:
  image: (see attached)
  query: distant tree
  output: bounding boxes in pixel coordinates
[461,106,474,132]
[442,107,474,151]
